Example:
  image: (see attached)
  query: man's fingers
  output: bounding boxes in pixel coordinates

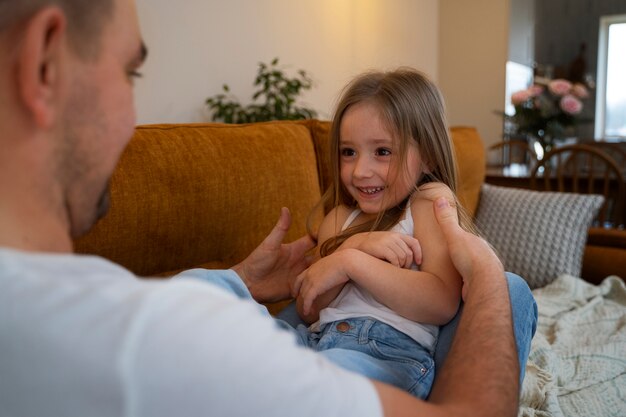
[262,207,291,249]
[433,197,459,242]
[275,206,291,233]
[291,234,316,259]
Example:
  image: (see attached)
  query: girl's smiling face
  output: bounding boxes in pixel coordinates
[339,101,424,214]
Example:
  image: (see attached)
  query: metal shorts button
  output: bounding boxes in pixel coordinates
[336,321,350,332]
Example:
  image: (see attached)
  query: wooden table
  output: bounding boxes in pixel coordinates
[485,164,533,189]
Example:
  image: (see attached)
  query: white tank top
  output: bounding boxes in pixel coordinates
[315,205,438,353]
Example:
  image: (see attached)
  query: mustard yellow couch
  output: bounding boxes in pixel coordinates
[74,120,625,290]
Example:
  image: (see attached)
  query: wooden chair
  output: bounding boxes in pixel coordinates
[488,140,538,167]
[585,141,626,175]
[530,144,625,228]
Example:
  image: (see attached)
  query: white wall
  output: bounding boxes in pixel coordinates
[508,0,534,66]
[439,0,510,147]
[135,0,439,124]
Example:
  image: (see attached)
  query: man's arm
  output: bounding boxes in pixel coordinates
[426,197,519,415]
[370,197,519,417]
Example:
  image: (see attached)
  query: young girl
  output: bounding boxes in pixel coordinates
[290,68,477,399]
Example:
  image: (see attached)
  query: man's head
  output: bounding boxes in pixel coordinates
[0,0,146,250]
[0,0,113,59]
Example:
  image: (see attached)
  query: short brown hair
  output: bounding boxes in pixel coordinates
[0,0,114,59]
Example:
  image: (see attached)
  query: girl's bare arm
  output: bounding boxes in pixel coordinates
[295,184,462,325]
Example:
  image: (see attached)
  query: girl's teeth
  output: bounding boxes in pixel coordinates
[361,187,383,194]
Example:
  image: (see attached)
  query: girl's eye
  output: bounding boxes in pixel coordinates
[376,148,392,156]
[341,148,356,157]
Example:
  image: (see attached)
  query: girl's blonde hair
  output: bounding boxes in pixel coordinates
[310,68,477,256]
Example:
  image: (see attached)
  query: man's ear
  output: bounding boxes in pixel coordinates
[16,7,67,128]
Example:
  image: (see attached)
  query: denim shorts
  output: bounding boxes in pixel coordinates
[294,317,435,399]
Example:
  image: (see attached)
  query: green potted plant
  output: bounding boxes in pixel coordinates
[206,58,317,123]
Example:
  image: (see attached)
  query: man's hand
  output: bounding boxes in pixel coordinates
[232,207,315,303]
[429,198,517,417]
[433,197,504,300]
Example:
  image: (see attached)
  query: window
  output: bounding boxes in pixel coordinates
[595,14,626,139]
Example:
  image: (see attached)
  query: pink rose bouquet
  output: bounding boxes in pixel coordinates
[548,79,572,96]
[510,78,590,148]
[560,95,583,115]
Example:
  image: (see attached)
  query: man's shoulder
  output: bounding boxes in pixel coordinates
[0,248,383,417]
[0,247,133,280]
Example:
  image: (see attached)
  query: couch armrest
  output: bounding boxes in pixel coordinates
[582,228,626,285]
[587,227,626,249]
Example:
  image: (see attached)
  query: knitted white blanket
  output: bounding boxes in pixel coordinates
[519,275,626,417]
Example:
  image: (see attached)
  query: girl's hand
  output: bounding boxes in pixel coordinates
[291,249,358,316]
[342,231,422,268]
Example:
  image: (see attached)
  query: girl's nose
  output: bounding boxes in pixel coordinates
[353,156,373,178]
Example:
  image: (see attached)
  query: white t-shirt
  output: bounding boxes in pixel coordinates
[0,248,381,417]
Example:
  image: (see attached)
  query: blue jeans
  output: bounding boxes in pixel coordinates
[275,272,537,388]
[179,270,537,390]
[293,317,435,399]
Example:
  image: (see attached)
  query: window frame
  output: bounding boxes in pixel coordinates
[594,14,626,139]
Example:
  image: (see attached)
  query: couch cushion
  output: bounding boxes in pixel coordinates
[475,184,604,288]
[74,122,322,276]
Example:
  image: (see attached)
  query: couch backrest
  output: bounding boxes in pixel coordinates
[75,122,322,276]
[74,120,485,277]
